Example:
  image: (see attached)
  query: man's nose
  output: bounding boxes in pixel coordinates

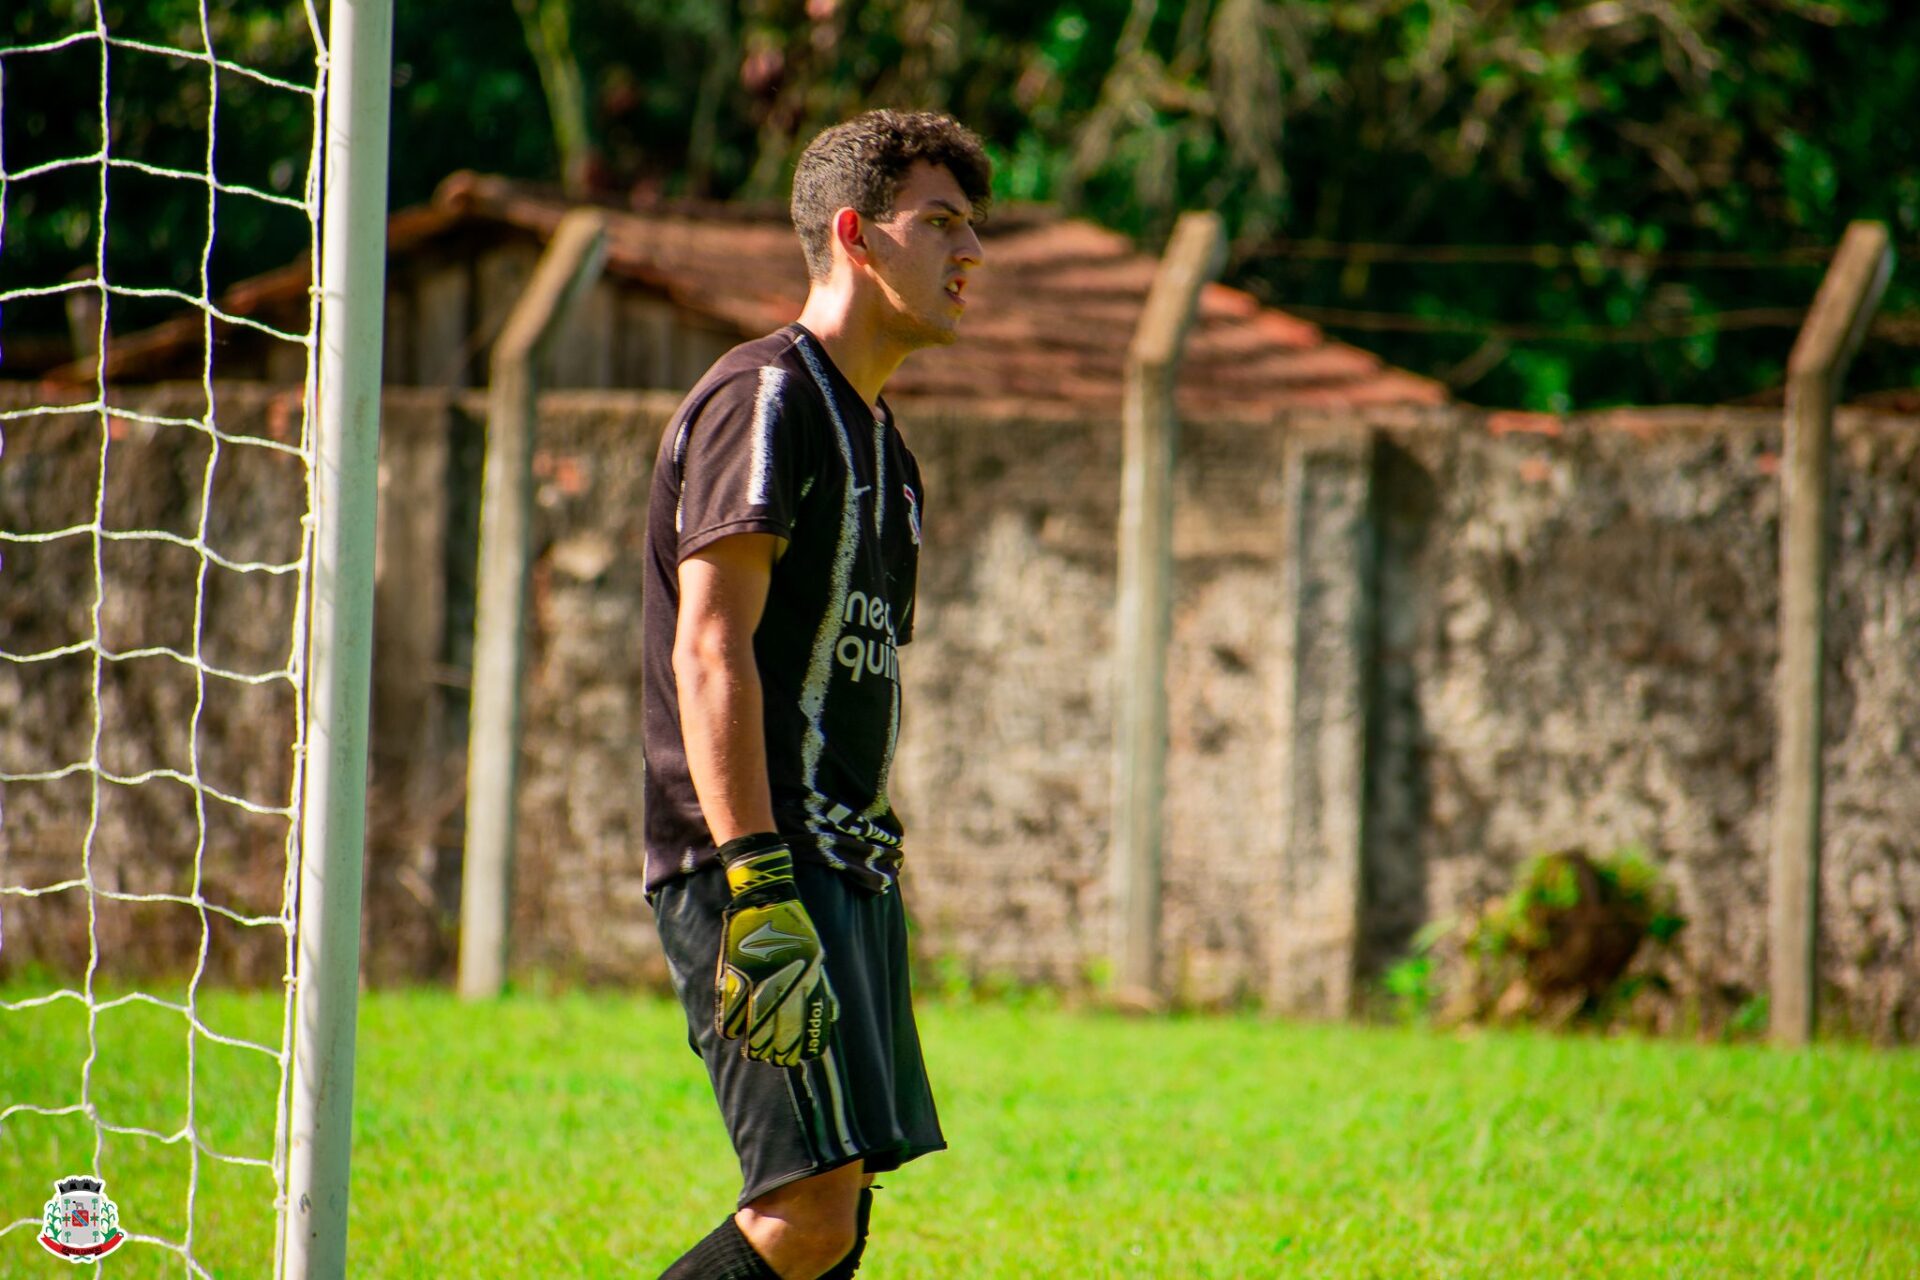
[954,225,983,267]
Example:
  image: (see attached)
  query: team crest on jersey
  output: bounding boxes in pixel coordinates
[902,484,921,545]
[39,1177,125,1263]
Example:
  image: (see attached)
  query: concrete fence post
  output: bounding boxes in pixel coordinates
[1771,221,1892,1046]
[458,210,609,999]
[1110,212,1225,1005]
[1267,426,1376,1018]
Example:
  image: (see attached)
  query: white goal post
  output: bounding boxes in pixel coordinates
[282,0,393,1277]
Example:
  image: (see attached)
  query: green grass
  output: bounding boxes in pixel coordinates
[2,987,1916,1277]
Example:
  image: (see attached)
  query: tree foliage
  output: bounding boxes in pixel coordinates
[4,0,1915,407]
[1,0,325,354]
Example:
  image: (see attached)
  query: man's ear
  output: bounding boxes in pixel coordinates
[832,207,871,268]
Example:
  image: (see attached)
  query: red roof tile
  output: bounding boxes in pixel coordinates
[62,171,1446,416]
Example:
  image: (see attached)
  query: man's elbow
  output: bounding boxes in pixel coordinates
[673,627,744,688]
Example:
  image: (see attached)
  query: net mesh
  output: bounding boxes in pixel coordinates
[1,3,326,1274]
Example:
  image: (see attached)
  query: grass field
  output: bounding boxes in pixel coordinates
[2,986,1916,1277]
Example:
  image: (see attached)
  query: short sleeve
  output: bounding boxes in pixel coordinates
[672,366,813,561]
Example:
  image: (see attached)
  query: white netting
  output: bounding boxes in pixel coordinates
[1,4,326,1274]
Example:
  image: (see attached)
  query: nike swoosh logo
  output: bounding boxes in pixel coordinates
[849,484,872,500]
[739,922,809,962]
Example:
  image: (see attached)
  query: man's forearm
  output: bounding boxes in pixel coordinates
[675,650,779,844]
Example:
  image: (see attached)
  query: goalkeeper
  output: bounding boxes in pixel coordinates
[642,111,989,1280]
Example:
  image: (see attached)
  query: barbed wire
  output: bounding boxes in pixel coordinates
[1237,238,1920,272]
[1248,292,1920,347]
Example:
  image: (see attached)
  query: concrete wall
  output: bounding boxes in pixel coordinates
[0,385,309,983]
[1364,407,1920,1039]
[4,384,1916,1039]
[503,393,1920,1039]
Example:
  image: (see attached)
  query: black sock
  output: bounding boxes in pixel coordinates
[658,1215,780,1280]
[814,1186,876,1280]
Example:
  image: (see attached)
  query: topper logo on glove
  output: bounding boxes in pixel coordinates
[715,833,840,1066]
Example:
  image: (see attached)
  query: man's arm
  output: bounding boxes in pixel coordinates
[673,532,785,843]
[675,531,837,1066]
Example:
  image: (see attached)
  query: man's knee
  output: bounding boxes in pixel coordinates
[737,1163,864,1275]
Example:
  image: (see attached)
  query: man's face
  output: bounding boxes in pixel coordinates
[861,160,984,350]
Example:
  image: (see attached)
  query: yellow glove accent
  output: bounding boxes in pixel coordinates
[714,835,839,1066]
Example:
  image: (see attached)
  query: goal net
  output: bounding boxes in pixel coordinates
[1,2,382,1274]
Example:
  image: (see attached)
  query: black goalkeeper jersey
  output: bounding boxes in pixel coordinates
[641,325,925,895]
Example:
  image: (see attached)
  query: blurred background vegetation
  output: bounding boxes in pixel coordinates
[4,0,1916,408]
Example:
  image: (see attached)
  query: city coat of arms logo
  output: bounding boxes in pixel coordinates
[39,1177,125,1264]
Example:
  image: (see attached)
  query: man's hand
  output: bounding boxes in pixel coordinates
[715,833,839,1066]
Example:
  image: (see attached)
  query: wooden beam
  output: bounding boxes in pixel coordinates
[1110,211,1225,1005]
[1771,221,1893,1046]
[548,278,617,387]
[458,209,609,999]
[413,263,470,389]
[64,267,101,372]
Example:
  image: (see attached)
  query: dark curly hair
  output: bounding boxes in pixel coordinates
[790,110,992,281]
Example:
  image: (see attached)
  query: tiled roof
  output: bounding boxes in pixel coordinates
[435,174,1445,417]
[61,171,1446,415]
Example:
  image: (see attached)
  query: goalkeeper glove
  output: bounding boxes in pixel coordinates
[714,833,839,1066]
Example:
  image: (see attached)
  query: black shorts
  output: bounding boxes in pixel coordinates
[653,861,946,1207]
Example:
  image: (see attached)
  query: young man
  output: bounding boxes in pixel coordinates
[643,111,990,1280]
